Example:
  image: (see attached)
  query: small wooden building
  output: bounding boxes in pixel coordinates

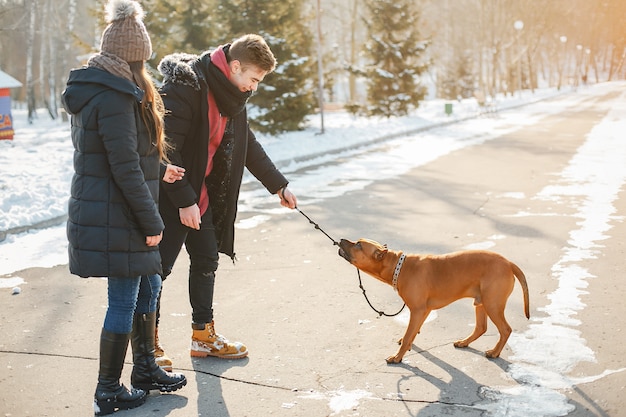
[0,70,23,140]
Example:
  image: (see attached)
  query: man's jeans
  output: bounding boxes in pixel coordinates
[159,206,219,325]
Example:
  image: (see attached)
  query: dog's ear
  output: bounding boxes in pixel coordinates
[375,247,388,261]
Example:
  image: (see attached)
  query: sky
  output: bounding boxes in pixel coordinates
[1,82,626,415]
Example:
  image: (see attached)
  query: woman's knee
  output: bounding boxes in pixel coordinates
[135,274,162,314]
[105,276,141,332]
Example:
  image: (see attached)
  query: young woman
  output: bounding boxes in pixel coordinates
[61,1,186,414]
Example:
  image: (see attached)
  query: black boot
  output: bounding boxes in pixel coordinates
[94,329,146,416]
[130,312,187,392]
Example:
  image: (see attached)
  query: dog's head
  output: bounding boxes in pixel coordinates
[338,238,388,267]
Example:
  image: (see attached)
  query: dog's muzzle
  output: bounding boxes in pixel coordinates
[338,239,352,262]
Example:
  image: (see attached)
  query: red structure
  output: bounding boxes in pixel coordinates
[0,70,22,140]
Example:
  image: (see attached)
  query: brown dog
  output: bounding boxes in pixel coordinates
[338,238,529,364]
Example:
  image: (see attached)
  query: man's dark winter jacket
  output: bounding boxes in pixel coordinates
[62,67,164,278]
[158,52,287,258]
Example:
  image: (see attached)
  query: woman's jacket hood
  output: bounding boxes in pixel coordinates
[62,67,144,115]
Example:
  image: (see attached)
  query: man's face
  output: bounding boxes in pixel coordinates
[229,60,267,93]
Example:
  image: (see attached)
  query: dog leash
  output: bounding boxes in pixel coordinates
[295,206,339,246]
[295,206,406,317]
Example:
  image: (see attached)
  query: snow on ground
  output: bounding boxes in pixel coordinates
[474,82,626,417]
[2,82,626,415]
[0,87,561,274]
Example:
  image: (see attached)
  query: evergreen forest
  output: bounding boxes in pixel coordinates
[0,0,624,132]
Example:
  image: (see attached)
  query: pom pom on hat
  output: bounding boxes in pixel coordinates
[105,0,145,22]
[100,0,152,62]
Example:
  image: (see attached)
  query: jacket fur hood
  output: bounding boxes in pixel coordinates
[158,52,210,91]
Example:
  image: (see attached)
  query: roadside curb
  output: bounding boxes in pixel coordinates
[0,89,567,242]
[0,214,67,242]
[271,89,565,170]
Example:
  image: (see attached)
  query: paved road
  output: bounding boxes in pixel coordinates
[1,87,625,416]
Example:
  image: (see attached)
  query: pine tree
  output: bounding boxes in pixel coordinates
[144,0,218,64]
[361,0,430,117]
[217,0,316,134]
[456,52,475,99]
[440,51,475,100]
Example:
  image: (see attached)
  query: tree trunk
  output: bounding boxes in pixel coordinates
[26,0,37,124]
[62,0,77,73]
[39,0,46,112]
[315,0,324,133]
[43,0,56,118]
[348,0,358,103]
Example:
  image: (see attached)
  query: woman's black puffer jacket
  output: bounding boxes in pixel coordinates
[61,66,164,278]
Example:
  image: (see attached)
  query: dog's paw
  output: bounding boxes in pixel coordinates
[485,349,500,359]
[453,340,469,349]
[386,355,403,364]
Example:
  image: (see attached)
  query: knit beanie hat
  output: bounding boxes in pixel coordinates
[100,0,152,62]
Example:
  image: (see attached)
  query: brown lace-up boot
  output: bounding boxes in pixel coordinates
[190,321,248,359]
[154,327,173,372]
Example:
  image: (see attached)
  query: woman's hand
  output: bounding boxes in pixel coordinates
[163,164,185,183]
[146,232,163,247]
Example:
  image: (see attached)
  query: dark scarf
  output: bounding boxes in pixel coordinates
[200,45,252,117]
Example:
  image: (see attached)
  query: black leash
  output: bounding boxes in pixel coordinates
[295,207,339,246]
[355,269,406,317]
[295,206,406,317]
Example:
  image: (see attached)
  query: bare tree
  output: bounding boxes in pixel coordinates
[315,0,324,133]
[26,0,37,123]
[3,0,626,128]
[58,0,77,121]
[38,0,46,114]
[43,0,58,118]
[348,0,361,104]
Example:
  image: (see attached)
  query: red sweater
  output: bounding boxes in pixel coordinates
[198,47,229,215]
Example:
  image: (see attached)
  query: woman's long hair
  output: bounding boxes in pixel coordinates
[129,61,170,162]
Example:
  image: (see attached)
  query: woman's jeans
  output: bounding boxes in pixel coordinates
[103,274,162,334]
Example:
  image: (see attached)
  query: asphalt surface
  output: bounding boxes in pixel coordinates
[1,88,625,416]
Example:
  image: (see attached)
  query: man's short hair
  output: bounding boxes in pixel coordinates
[229,34,277,73]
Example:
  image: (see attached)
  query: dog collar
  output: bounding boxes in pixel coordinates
[392,253,406,292]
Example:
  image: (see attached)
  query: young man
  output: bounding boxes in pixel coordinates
[155,34,297,368]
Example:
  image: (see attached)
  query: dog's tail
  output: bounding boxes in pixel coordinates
[511,262,530,319]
